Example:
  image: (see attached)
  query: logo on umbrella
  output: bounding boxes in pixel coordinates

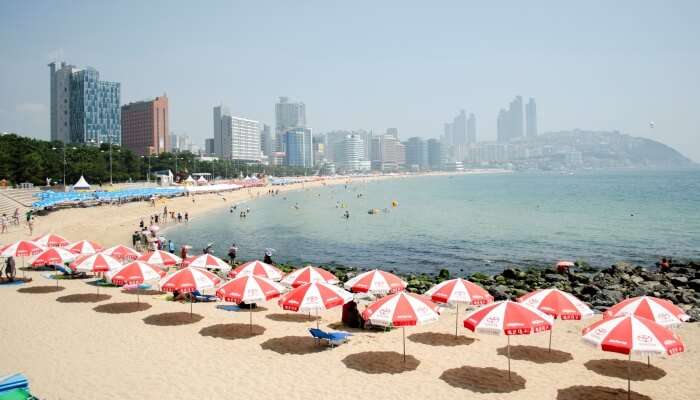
[637,334,653,344]
[485,316,500,326]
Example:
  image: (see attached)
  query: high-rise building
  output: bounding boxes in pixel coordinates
[121,95,169,156]
[497,95,525,142]
[339,134,370,172]
[49,62,121,145]
[312,133,326,165]
[497,109,508,143]
[452,110,467,145]
[213,106,261,161]
[260,124,273,158]
[213,105,229,158]
[370,134,405,171]
[405,137,429,170]
[275,97,306,155]
[526,98,538,138]
[386,128,399,139]
[283,127,313,168]
[205,138,215,155]
[427,139,446,170]
[324,130,351,162]
[467,113,477,144]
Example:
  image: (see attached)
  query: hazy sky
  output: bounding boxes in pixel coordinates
[1,1,698,160]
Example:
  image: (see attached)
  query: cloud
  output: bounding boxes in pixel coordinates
[46,48,65,62]
[16,103,47,113]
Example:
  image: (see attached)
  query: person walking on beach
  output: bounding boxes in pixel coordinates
[4,256,16,282]
[177,212,182,223]
[1,213,7,234]
[227,243,238,264]
[184,212,189,223]
[180,245,188,260]
[26,213,34,235]
[168,240,175,254]
[12,208,19,225]
[139,219,145,229]
[263,248,274,265]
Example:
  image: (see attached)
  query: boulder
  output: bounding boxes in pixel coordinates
[689,279,700,292]
[544,274,568,283]
[489,284,510,300]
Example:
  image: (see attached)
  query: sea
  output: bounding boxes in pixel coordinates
[165,169,700,276]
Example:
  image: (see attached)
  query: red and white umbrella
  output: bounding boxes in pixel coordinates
[425,278,494,336]
[1,240,45,278]
[464,301,554,379]
[582,315,685,398]
[66,240,103,255]
[228,260,284,281]
[101,244,141,261]
[518,288,594,350]
[280,265,338,288]
[362,292,442,362]
[32,233,70,248]
[138,250,182,266]
[216,275,286,331]
[182,254,230,271]
[279,281,353,328]
[159,267,222,316]
[603,296,690,328]
[30,247,76,266]
[107,261,166,303]
[70,253,123,296]
[343,269,407,294]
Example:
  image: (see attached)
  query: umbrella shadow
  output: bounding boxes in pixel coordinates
[408,332,476,347]
[266,313,319,323]
[342,351,420,374]
[199,323,266,340]
[260,336,326,355]
[496,345,573,364]
[584,359,666,381]
[557,385,653,400]
[121,289,164,296]
[143,312,204,326]
[440,366,526,393]
[56,293,111,303]
[326,322,366,333]
[85,280,116,288]
[216,305,269,313]
[17,285,65,294]
[93,302,152,314]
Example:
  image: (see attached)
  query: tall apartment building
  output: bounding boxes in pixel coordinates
[405,137,429,170]
[370,134,405,171]
[339,134,370,172]
[49,62,121,145]
[526,98,538,138]
[121,95,169,156]
[205,138,215,155]
[467,113,477,144]
[275,97,306,156]
[212,106,261,161]
[260,124,273,158]
[497,95,525,143]
[283,127,313,168]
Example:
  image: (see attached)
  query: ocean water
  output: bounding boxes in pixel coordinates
[165,170,700,275]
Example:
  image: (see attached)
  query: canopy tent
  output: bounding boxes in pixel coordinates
[184,175,196,185]
[197,176,208,185]
[72,175,91,190]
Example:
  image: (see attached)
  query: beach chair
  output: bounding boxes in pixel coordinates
[191,290,216,302]
[308,328,353,347]
[0,373,27,393]
[54,265,86,279]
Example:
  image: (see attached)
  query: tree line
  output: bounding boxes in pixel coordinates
[0,133,312,187]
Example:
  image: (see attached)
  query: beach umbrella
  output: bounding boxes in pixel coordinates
[30,247,76,267]
[280,265,339,288]
[66,240,103,256]
[101,244,141,261]
[182,254,230,271]
[1,240,45,279]
[70,253,123,297]
[362,292,441,362]
[138,250,182,266]
[464,301,554,380]
[278,281,353,328]
[106,261,166,303]
[343,269,407,295]
[228,260,284,281]
[582,315,685,399]
[425,278,494,336]
[216,275,286,332]
[32,233,70,247]
[159,267,222,316]
[603,296,690,328]
[518,288,594,351]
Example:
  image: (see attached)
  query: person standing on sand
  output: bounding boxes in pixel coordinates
[177,212,182,223]
[180,245,188,260]
[184,212,189,223]
[263,248,274,265]
[1,213,7,234]
[26,214,34,235]
[5,256,16,282]
[227,243,238,264]
[13,208,19,225]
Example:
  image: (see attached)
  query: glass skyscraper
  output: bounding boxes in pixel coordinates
[69,67,121,145]
[284,127,313,168]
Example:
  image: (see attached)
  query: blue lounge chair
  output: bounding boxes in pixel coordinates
[0,373,28,393]
[309,328,353,347]
[191,290,216,302]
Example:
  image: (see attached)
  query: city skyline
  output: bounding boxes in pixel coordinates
[1,2,698,161]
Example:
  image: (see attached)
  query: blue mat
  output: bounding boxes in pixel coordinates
[216,305,241,312]
[0,281,27,287]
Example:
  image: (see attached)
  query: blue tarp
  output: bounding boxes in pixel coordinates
[32,187,185,208]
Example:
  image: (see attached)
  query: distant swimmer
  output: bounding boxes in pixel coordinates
[343,210,350,219]
[392,200,398,207]
[294,203,300,210]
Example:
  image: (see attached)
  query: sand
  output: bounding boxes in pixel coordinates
[1,173,698,400]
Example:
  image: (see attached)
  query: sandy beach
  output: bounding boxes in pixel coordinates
[1,172,699,400]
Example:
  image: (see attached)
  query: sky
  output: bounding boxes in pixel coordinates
[0,1,698,161]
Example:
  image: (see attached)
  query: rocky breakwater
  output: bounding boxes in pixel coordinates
[295,260,700,322]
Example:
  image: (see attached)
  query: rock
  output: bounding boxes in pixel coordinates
[470,272,489,282]
[438,269,450,281]
[639,281,662,292]
[495,275,506,284]
[670,276,689,286]
[630,275,644,285]
[591,289,624,307]
[502,268,518,280]
[512,288,529,298]
[686,307,700,322]
[489,285,510,300]
[580,285,599,296]
[544,274,568,283]
[689,279,700,292]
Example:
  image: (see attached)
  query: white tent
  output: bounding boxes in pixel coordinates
[184,175,196,185]
[73,175,91,190]
[197,176,208,185]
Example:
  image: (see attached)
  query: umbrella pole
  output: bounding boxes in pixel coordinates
[249,306,253,334]
[455,304,459,337]
[647,355,650,367]
[190,299,193,318]
[403,326,406,363]
[55,264,58,287]
[316,309,319,329]
[548,327,553,352]
[22,257,25,279]
[507,335,511,381]
[628,352,632,400]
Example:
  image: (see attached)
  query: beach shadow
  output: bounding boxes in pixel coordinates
[409,332,476,347]
[326,322,365,333]
[121,289,164,296]
[342,351,420,374]
[440,366,526,393]
[17,285,65,294]
[266,313,319,323]
[93,302,151,314]
[85,280,116,288]
[56,293,111,303]
[199,323,266,340]
[143,312,204,326]
[215,305,269,313]
[584,359,666,381]
[496,345,573,364]
[260,336,325,355]
[557,385,652,400]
